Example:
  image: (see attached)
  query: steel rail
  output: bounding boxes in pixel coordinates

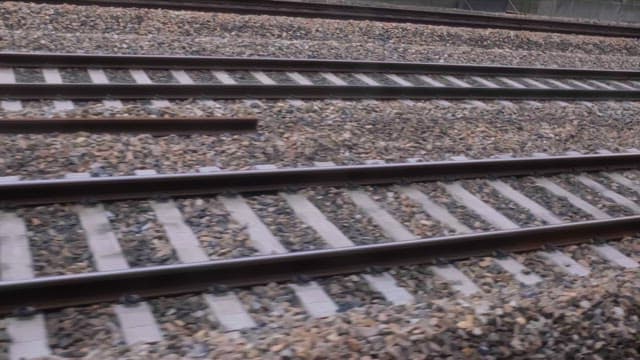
[0,152,638,207]
[0,215,638,314]
[0,117,258,134]
[16,0,640,38]
[1,84,639,101]
[2,52,640,80]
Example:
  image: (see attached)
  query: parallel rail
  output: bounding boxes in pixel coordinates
[0,152,638,206]
[1,215,638,314]
[4,53,640,80]
[15,0,640,38]
[0,117,258,134]
[4,84,640,101]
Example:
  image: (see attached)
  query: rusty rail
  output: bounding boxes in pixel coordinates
[0,215,638,314]
[1,84,639,101]
[0,152,638,206]
[0,117,258,134]
[2,53,640,80]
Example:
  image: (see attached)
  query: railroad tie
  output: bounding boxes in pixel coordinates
[134,169,256,331]
[416,76,452,107]
[199,166,338,318]
[437,182,544,284]
[441,76,487,108]
[211,70,263,107]
[42,68,74,111]
[449,155,589,277]
[170,70,216,108]
[0,68,22,111]
[532,153,639,269]
[284,72,312,106]
[495,77,541,106]
[266,163,415,306]
[87,69,123,108]
[129,69,171,108]
[68,172,163,344]
[469,76,515,108]
[609,81,636,90]
[404,158,544,286]
[521,78,569,106]
[314,161,482,297]
[384,74,415,105]
[0,177,51,360]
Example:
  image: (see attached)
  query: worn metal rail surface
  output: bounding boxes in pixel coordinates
[15,0,640,38]
[0,216,638,314]
[1,152,638,206]
[0,117,258,134]
[4,52,640,80]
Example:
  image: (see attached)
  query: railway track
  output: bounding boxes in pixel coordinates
[14,0,640,38]
[2,150,640,357]
[1,53,640,106]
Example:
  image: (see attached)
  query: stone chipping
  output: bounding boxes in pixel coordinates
[0,1,639,358]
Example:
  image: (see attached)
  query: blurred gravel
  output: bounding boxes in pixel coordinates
[244,194,328,252]
[177,197,258,259]
[45,305,123,358]
[16,204,94,276]
[2,101,640,180]
[2,1,640,358]
[297,186,392,245]
[53,267,639,359]
[2,2,640,58]
[104,200,179,267]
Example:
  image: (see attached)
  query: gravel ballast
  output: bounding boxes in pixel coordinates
[1,101,640,180]
[1,1,640,358]
[3,2,640,58]
[36,265,639,359]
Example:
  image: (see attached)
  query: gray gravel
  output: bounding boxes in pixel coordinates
[59,68,92,83]
[8,29,639,70]
[365,185,450,237]
[13,67,44,83]
[590,173,640,204]
[145,70,178,84]
[3,101,640,182]
[618,236,640,260]
[16,204,94,276]
[103,69,136,84]
[552,174,636,218]
[3,2,640,59]
[104,200,179,267]
[2,1,640,358]
[415,182,494,232]
[236,283,306,328]
[316,275,385,312]
[297,186,392,245]
[149,295,217,357]
[504,176,594,222]
[460,179,543,228]
[45,305,123,358]
[244,194,328,252]
[177,197,258,259]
